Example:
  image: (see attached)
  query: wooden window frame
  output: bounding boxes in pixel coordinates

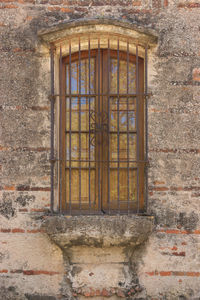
[60,48,144,214]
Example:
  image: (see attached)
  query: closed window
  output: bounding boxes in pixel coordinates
[57,41,145,214]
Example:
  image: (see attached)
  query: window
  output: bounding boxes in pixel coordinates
[47,31,150,215]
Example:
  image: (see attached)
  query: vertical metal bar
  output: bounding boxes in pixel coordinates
[98,38,101,212]
[145,45,148,212]
[59,44,62,213]
[107,39,110,214]
[78,38,82,212]
[50,44,55,214]
[136,44,140,213]
[69,41,72,215]
[127,41,130,214]
[117,39,120,214]
[88,38,91,212]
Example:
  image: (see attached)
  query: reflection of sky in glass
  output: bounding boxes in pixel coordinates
[110,59,136,94]
[66,58,95,94]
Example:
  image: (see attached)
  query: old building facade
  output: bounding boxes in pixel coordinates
[0,0,200,299]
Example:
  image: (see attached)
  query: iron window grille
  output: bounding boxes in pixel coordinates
[49,36,149,215]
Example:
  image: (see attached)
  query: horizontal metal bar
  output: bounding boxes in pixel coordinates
[65,130,137,134]
[50,93,152,98]
[65,159,148,163]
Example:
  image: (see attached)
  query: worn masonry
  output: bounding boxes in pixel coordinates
[0,0,200,299]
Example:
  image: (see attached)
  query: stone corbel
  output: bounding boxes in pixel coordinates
[42,215,154,299]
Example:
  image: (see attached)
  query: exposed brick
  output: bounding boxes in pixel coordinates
[178,2,200,8]
[3,185,15,191]
[145,271,155,276]
[47,6,60,10]
[172,251,185,256]
[193,68,200,82]
[27,229,44,233]
[1,228,11,233]
[60,7,74,12]
[132,0,141,6]
[0,269,8,273]
[23,270,59,276]
[12,228,25,233]
[153,181,165,185]
[173,271,185,276]
[0,4,18,8]
[186,272,200,277]
[150,186,169,191]
[160,271,172,276]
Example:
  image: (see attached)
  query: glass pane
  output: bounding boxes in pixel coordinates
[109,169,137,206]
[66,169,96,205]
[110,58,136,94]
[66,58,95,95]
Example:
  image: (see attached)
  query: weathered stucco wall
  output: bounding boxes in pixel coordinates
[0,0,200,299]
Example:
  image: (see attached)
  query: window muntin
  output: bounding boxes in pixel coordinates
[60,48,144,214]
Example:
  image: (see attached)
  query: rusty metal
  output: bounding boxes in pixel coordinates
[50,44,55,213]
[136,44,140,214]
[49,37,149,215]
[59,44,63,213]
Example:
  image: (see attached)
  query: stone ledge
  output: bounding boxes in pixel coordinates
[42,215,154,248]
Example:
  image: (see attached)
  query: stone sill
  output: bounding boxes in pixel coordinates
[42,215,154,249]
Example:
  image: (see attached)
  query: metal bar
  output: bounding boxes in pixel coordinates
[56,93,151,97]
[145,45,148,212]
[65,130,137,134]
[117,39,120,213]
[65,160,147,163]
[78,38,81,212]
[59,44,62,213]
[69,41,72,214]
[136,44,140,213]
[127,41,130,214]
[88,38,91,212]
[50,44,55,214]
[108,39,110,214]
[98,38,101,211]
[65,167,137,170]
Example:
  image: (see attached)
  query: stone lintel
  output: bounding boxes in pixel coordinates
[38,18,158,48]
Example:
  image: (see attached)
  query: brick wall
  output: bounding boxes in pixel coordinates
[0,0,200,299]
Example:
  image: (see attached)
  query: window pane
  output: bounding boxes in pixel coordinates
[66,58,95,95]
[110,59,136,94]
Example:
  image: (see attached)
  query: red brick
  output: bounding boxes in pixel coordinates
[171,246,178,251]
[172,251,185,256]
[160,271,172,276]
[23,270,59,276]
[164,0,168,6]
[12,228,25,233]
[27,229,44,233]
[4,185,15,191]
[60,7,74,12]
[101,288,110,297]
[151,187,169,191]
[0,269,8,273]
[1,4,18,8]
[1,228,11,233]
[153,181,165,185]
[47,6,60,11]
[145,271,155,276]
[19,208,28,212]
[178,2,200,8]
[132,0,141,6]
[173,271,185,276]
[186,272,200,277]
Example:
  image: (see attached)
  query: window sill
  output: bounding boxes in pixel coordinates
[42,215,154,248]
